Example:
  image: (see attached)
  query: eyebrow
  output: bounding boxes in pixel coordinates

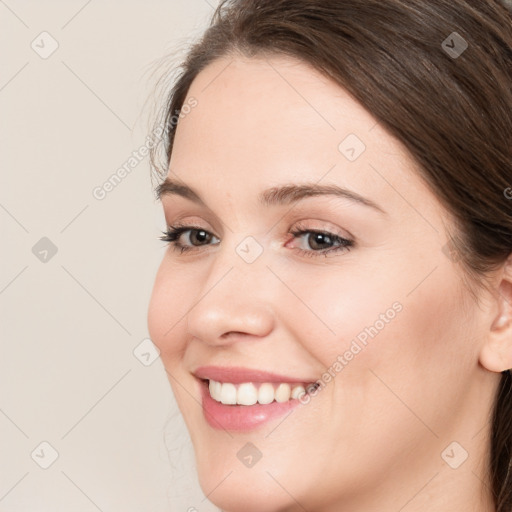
[156,178,386,214]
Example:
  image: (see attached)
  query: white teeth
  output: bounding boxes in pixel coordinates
[291,385,306,399]
[257,383,275,404]
[220,383,237,405]
[237,383,258,405]
[207,379,311,405]
[275,383,291,403]
[209,380,222,400]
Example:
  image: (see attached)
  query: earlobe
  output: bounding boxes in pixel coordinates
[479,257,512,373]
[480,342,511,373]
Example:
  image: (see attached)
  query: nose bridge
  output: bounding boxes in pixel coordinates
[185,235,276,344]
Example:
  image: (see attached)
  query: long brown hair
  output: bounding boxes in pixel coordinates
[150,1,512,508]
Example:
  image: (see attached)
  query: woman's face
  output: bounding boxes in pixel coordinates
[148,55,494,511]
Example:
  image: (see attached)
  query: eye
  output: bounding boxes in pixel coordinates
[159,225,219,253]
[159,222,354,257]
[287,227,354,258]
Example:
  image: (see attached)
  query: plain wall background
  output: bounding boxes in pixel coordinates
[1,1,220,510]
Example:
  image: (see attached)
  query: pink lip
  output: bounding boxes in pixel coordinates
[198,379,302,432]
[194,366,315,432]
[194,365,313,384]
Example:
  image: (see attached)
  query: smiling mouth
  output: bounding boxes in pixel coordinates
[203,379,319,405]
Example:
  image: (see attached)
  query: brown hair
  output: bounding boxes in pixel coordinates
[149,0,512,508]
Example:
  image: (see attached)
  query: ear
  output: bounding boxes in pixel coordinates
[479,254,512,373]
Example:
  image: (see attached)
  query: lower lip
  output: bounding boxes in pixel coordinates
[199,380,302,432]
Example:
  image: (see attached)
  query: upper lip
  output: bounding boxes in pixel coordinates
[193,365,316,384]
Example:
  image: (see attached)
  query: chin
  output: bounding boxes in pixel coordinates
[196,469,297,512]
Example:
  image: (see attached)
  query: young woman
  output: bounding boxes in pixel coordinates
[147,1,512,510]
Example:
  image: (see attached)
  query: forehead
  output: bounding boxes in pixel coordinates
[181,55,378,156]
[168,55,443,227]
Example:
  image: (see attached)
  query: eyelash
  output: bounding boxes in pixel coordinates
[159,222,354,258]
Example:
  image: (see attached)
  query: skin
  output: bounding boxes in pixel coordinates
[147,54,512,512]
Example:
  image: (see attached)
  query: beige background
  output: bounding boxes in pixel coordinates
[0,1,220,510]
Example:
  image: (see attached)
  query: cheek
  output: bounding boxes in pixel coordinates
[368,271,474,379]
[147,263,203,430]
[147,260,193,362]
[277,261,407,366]
[295,251,468,372]
[332,265,475,445]
[295,257,473,428]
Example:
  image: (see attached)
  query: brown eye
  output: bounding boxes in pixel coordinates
[307,232,336,250]
[289,228,353,256]
[188,229,213,246]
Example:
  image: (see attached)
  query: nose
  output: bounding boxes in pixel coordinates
[185,253,276,346]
